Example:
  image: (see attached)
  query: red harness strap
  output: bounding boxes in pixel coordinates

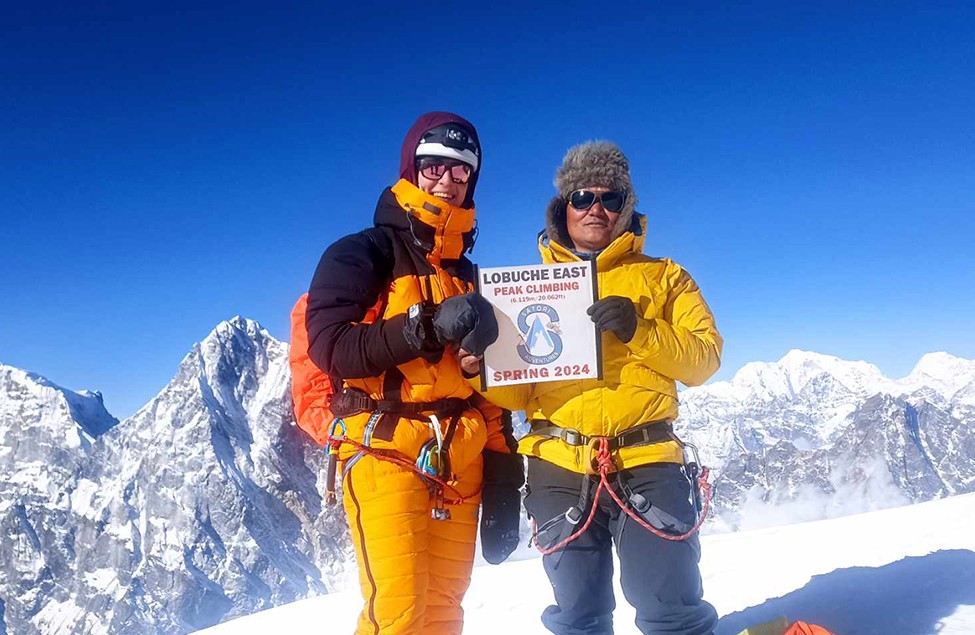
[535,437,712,555]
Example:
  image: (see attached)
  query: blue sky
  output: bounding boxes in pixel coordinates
[2,3,973,418]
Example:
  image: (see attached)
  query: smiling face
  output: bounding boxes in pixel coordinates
[565,186,620,252]
[417,161,470,207]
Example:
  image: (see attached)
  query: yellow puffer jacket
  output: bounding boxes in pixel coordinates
[474,212,722,473]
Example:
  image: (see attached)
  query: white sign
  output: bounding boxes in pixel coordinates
[477,261,601,388]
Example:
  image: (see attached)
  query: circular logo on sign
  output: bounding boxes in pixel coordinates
[516,304,564,365]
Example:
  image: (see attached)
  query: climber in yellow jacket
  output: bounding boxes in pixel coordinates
[305,113,522,635]
[459,141,723,635]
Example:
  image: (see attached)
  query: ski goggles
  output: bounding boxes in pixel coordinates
[417,157,473,184]
[568,189,626,214]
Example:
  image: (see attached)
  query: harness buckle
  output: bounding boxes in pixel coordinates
[561,428,585,446]
[565,506,583,525]
[628,492,651,513]
[330,388,374,418]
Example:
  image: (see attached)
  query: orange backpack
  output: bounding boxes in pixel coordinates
[289,293,385,446]
[737,619,836,635]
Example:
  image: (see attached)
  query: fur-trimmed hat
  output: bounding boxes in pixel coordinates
[546,141,638,249]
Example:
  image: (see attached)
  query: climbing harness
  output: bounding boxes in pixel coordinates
[525,420,678,455]
[531,425,712,555]
[322,390,472,521]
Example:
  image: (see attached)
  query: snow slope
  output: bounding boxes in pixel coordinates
[193,492,975,635]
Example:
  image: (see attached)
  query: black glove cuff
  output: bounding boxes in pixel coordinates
[403,302,444,362]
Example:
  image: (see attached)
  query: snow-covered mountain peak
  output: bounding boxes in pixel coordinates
[1,365,117,630]
[777,349,885,394]
[211,315,269,341]
[716,350,975,405]
[723,349,885,402]
[900,352,975,400]
[119,316,289,438]
[194,316,289,421]
[911,351,971,373]
[0,363,117,441]
[197,316,283,371]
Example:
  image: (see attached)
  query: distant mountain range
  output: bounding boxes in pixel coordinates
[1,318,972,634]
[679,349,975,529]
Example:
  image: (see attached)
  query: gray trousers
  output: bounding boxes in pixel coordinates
[524,458,718,635]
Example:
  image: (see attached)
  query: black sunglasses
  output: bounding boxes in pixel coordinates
[568,189,626,213]
[417,157,472,184]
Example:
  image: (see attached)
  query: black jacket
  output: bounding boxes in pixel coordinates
[305,186,475,381]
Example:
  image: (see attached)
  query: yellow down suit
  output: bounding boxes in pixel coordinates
[475,213,723,473]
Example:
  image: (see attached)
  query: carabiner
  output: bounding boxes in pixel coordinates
[324,419,347,506]
[327,418,347,442]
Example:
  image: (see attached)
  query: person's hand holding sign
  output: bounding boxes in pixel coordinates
[457,348,483,376]
[435,293,499,355]
[436,293,498,378]
[406,293,499,364]
[587,296,638,343]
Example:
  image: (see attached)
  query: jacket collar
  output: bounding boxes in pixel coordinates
[374,179,476,264]
[538,212,647,267]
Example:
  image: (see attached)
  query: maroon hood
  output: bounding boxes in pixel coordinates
[399,111,481,209]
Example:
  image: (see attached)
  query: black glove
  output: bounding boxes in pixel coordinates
[480,450,525,565]
[433,293,499,356]
[587,296,638,343]
[403,301,444,363]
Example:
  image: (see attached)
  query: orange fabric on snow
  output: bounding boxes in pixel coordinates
[782,621,837,635]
